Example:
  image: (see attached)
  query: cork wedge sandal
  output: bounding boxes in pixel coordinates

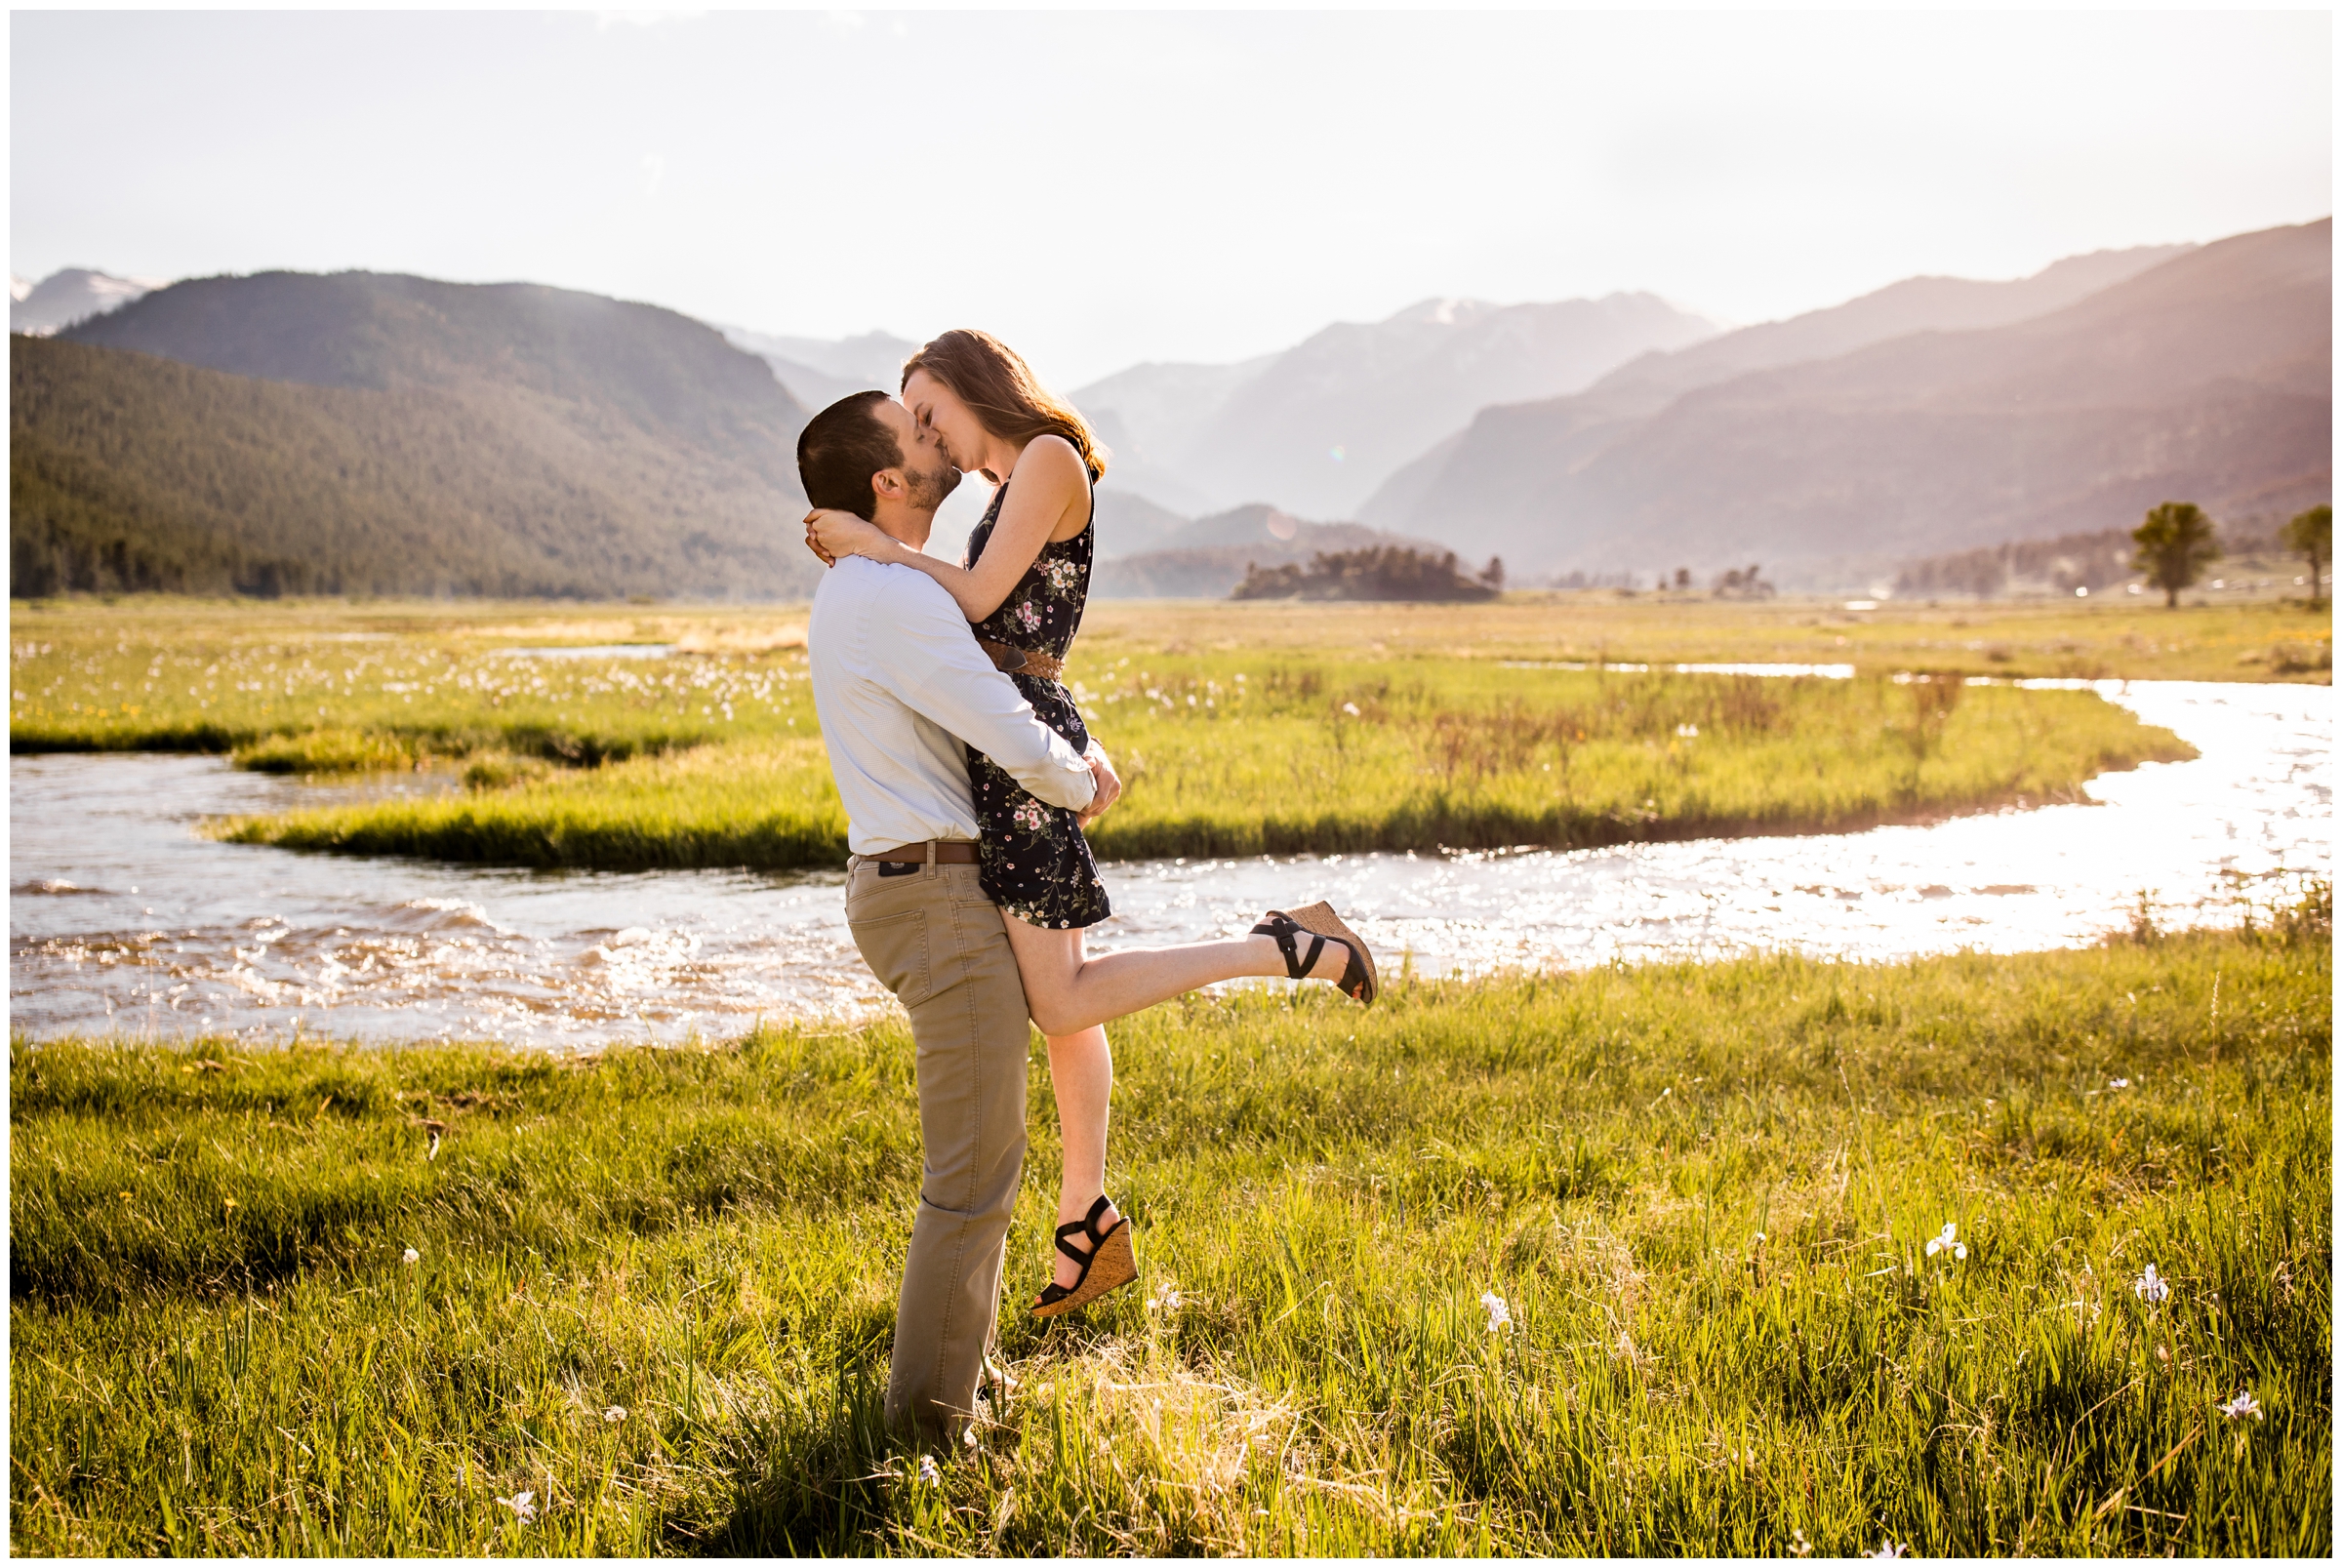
[1031,1195,1138,1318]
[1254,901,1379,1004]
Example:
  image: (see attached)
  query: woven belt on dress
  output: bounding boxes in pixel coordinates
[978,638,1066,682]
[868,840,981,865]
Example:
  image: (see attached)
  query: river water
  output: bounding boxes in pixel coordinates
[8,680,2328,1049]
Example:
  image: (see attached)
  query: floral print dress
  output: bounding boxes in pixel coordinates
[964,477,1110,930]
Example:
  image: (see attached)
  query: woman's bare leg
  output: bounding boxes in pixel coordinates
[1001,918,1350,1040]
[1045,1025,1114,1290]
[1007,918,1354,1291]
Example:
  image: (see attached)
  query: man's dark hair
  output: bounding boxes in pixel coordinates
[795,391,902,521]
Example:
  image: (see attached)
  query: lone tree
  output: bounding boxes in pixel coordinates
[2130,502,2221,608]
[2281,503,2330,606]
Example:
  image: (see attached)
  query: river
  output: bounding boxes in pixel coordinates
[8,679,2327,1049]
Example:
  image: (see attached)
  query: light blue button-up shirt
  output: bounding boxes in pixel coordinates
[808,555,1096,857]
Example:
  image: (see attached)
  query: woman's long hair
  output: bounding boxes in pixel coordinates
[902,329,1108,482]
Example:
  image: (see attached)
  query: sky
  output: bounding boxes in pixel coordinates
[9,7,2332,389]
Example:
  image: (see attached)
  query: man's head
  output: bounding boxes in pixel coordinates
[796,391,961,543]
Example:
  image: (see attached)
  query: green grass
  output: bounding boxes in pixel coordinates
[3,595,2277,872]
[7,593,2328,762]
[214,664,2193,871]
[1078,593,2336,684]
[8,600,813,763]
[11,913,2329,1555]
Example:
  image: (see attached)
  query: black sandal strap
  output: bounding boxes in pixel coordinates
[1054,1195,1120,1266]
[1251,914,1328,982]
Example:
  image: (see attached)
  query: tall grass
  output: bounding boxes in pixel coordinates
[8,603,814,762]
[11,918,2328,1555]
[9,592,2324,766]
[216,666,2190,870]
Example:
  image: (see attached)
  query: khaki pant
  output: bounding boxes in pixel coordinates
[845,854,1031,1441]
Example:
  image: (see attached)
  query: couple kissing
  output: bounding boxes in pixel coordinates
[795,329,1378,1444]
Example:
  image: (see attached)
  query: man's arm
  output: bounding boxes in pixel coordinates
[876,575,1098,814]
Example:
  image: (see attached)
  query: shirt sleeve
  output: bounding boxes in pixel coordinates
[874,574,1099,813]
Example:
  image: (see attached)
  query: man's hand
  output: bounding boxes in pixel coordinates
[803,509,838,569]
[1077,742,1122,828]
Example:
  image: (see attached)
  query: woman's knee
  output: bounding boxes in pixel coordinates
[1027,992,1089,1038]
[1004,925,1088,1035]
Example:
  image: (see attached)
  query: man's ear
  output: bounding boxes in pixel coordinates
[870,467,910,506]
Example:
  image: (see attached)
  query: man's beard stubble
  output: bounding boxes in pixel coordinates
[906,459,963,512]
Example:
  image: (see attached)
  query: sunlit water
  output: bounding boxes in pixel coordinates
[8,681,2327,1049]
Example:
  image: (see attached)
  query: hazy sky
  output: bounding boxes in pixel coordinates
[10,8,2332,388]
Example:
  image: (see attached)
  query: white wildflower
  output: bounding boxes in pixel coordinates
[1789,1527,1812,1556]
[1923,1223,1966,1263]
[1676,723,1699,739]
[1480,1290,1512,1333]
[1866,1540,1908,1558]
[403,1247,421,1265]
[1342,702,1360,716]
[2218,1389,2263,1422]
[917,1453,942,1486]
[1148,1286,1183,1312]
[2133,1264,2170,1305]
[602,1405,626,1424]
[2109,1077,2130,1090]
[496,1490,537,1523]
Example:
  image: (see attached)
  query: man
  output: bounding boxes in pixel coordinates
[796,389,1117,1442]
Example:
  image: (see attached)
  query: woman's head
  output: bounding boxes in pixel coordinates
[901,329,1107,484]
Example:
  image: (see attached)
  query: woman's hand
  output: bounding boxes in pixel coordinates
[1077,743,1122,828]
[804,508,893,565]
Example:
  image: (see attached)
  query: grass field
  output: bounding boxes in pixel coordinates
[214,664,2190,870]
[8,593,2331,759]
[1078,594,2334,685]
[9,597,2219,872]
[10,905,2328,1556]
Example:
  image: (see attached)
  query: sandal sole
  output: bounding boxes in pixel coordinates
[1030,1222,1138,1318]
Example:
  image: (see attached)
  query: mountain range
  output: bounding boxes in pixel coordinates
[1071,293,1719,518]
[14,271,818,598]
[13,220,2328,602]
[719,325,917,410]
[1360,222,2329,580]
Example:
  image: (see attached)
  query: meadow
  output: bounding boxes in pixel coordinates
[9,595,2270,872]
[10,904,2329,1556]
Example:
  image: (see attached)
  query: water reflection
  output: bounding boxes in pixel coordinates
[8,681,2327,1048]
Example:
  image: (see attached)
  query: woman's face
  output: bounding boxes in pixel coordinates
[903,368,990,479]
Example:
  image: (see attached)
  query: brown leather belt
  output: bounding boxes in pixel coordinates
[868,840,981,864]
[979,638,1066,682]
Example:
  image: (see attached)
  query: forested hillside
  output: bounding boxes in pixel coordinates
[13,271,821,599]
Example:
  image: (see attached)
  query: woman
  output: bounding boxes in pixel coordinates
[805,329,1375,1318]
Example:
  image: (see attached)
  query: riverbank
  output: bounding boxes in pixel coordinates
[15,593,2300,873]
[10,917,2329,1554]
[209,675,2190,871]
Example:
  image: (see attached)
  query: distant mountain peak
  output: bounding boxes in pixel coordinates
[1072,290,1718,517]
[11,266,170,337]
